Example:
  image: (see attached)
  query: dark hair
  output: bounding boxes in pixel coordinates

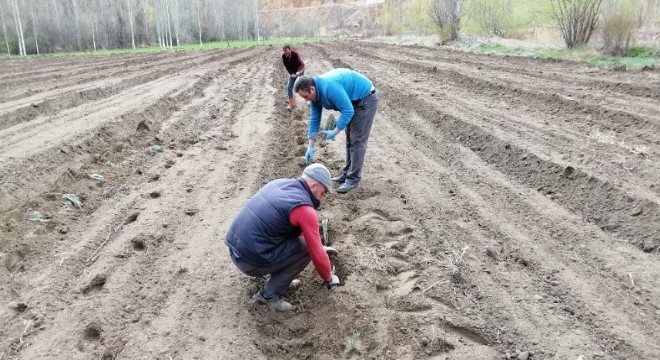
[282,45,291,51]
[293,76,315,93]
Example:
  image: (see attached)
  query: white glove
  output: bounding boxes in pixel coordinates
[327,274,340,289]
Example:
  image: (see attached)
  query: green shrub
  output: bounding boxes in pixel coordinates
[468,0,514,36]
[602,3,637,56]
[380,1,404,36]
[627,46,659,57]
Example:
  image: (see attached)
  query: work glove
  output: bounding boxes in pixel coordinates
[323,130,337,140]
[326,274,340,289]
[304,145,314,164]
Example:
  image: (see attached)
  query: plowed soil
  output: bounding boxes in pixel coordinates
[1,42,659,360]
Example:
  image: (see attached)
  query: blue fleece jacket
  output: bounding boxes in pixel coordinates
[308,68,374,139]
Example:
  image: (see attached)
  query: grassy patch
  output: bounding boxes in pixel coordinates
[474,42,660,69]
[0,38,325,59]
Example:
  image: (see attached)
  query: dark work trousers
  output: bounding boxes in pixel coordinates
[230,246,310,299]
[286,70,305,99]
[342,92,379,186]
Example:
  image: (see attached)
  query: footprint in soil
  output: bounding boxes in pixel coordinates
[130,237,147,251]
[82,274,107,295]
[124,212,139,225]
[4,250,25,272]
[82,322,102,341]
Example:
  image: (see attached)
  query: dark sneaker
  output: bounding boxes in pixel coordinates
[252,292,295,312]
[337,182,358,193]
[331,175,346,183]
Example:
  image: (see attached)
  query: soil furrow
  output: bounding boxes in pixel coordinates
[0,47,261,131]
[361,41,660,100]
[2,42,659,360]
[321,46,659,253]
[339,45,660,144]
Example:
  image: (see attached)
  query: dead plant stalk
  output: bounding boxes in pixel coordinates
[85,224,123,264]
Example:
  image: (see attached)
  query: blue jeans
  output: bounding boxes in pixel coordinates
[230,246,310,298]
[340,92,379,185]
[286,70,305,99]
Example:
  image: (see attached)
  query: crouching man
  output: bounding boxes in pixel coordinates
[225,163,340,312]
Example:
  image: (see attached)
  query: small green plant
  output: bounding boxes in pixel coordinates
[344,331,362,355]
[626,46,658,58]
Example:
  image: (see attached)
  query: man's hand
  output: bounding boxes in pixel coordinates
[323,130,337,140]
[327,274,340,289]
[304,145,314,164]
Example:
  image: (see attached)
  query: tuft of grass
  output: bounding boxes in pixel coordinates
[474,41,660,69]
[627,46,660,58]
[3,38,326,59]
[446,245,470,284]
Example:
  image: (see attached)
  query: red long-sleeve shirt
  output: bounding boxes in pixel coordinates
[289,205,332,281]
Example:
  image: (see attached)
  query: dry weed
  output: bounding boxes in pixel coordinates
[589,128,649,158]
[446,245,470,284]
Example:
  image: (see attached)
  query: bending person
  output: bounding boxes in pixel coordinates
[295,68,379,193]
[282,45,305,110]
[225,163,340,312]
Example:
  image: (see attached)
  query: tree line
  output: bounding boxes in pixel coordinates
[0,0,261,56]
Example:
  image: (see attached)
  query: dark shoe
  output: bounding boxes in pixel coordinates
[252,291,295,312]
[331,175,346,183]
[337,182,358,193]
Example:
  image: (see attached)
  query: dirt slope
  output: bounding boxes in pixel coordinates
[0,42,659,360]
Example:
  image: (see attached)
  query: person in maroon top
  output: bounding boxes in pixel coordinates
[282,45,305,110]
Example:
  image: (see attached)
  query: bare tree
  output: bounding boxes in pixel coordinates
[468,0,513,36]
[174,0,180,46]
[165,0,173,48]
[430,0,462,42]
[195,0,202,47]
[125,0,136,49]
[0,4,10,56]
[71,0,82,50]
[601,0,636,55]
[255,0,260,42]
[551,0,603,48]
[380,0,402,36]
[9,0,26,56]
[634,0,659,28]
[50,0,62,49]
[0,0,302,54]
[30,0,38,55]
